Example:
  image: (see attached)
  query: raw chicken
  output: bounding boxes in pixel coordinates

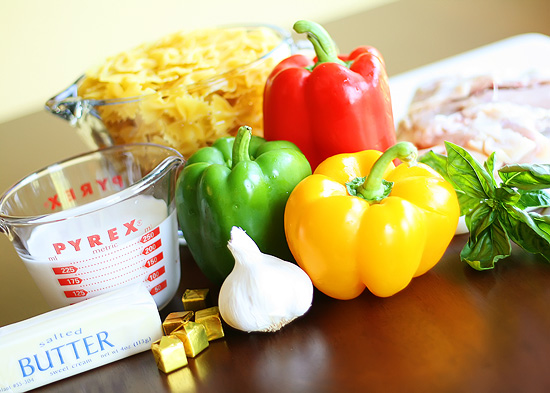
[396,70,550,167]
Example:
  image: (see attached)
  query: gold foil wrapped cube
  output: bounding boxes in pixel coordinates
[162,311,194,335]
[182,289,210,312]
[195,306,225,341]
[151,336,188,373]
[173,321,209,358]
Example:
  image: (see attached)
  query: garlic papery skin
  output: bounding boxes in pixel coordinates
[218,226,314,333]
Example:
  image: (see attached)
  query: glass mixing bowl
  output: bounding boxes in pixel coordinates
[45,24,295,158]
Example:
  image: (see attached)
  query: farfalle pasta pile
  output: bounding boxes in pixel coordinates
[77,26,288,157]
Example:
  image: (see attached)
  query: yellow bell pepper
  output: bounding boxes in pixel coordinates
[284,142,460,299]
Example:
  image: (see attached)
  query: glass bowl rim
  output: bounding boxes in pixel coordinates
[51,23,294,108]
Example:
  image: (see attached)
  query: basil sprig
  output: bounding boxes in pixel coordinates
[420,141,550,270]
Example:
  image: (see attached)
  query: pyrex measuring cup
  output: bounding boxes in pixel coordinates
[0,144,184,310]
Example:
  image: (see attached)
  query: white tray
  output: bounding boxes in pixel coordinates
[389,33,550,234]
[389,33,550,126]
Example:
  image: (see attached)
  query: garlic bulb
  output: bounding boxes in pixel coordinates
[218,226,314,333]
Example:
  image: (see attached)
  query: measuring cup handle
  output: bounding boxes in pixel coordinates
[44,76,115,150]
[45,76,84,123]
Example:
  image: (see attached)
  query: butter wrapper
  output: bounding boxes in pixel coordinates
[162,311,194,335]
[151,336,188,373]
[172,321,209,358]
[0,284,163,392]
[182,289,210,311]
[195,306,224,341]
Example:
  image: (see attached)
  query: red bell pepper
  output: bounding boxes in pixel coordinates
[263,20,396,170]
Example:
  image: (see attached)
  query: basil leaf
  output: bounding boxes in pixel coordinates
[461,193,511,270]
[499,163,550,190]
[494,186,521,205]
[419,151,449,181]
[461,220,511,270]
[516,189,550,210]
[457,194,483,217]
[498,206,550,262]
[530,212,550,238]
[419,151,482,216]
[465,201,495,240]
[484,152,496,182]
[422,143,550,270]
[444,142,496,199]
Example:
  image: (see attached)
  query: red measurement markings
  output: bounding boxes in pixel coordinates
[144,252,164,268]
[147,266,166,282]
[140,227,160,243]
[64,289,88,298]
[150,280,167,296]
[58,277,83,286]
[142,239,162,256]
[52,266,78,275]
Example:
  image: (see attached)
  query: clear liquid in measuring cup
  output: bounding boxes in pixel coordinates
[22,195,180,309]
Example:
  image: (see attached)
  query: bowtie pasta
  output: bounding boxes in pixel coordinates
[77,26,291,158]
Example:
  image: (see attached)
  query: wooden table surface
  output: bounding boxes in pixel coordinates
[30,234,550,393]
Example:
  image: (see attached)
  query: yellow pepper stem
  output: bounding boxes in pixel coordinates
[353,142,418,203]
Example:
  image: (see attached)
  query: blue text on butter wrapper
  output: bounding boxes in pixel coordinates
[18,330,114,377]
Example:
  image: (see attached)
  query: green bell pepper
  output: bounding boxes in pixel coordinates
[175,126,312,285]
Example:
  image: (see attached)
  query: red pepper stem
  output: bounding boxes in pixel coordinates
[358,142,418,202]
[231,126,253,168]
[293,20,346,67]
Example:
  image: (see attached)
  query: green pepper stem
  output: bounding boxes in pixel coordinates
[232,126,252,168]
[357,142,418,202]
[293,20,345,67]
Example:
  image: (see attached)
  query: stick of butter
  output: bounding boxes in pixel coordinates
[0,284,163,392]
